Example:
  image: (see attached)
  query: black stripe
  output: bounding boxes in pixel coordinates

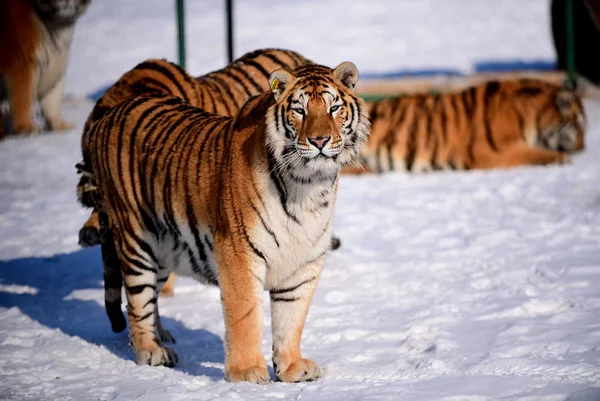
[135,61,189,101]
[270,277,315,295]
[267,149,300,224]
[205,74,236,115]
[248,201,280,247]
[229,65,262,93]
[270,297,300,302]
[245,59,272,81]
[460,89,476,164]
[126,284,156,295]
[143,297,157,308]
[483,81,500,152]
[135,311,154,322]
[405,99,421,172]
[202,76,233,115]
[262,51,293,71]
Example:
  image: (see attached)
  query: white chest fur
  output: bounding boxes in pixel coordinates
[252,172,337,290]
[36,25,74,98]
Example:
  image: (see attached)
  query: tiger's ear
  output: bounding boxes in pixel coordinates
[555,90,575,115]
[269,69,294,101]
[333,62,359,92]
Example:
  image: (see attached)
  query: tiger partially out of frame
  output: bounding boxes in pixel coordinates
[84,62,370,382]
[348,79,586,174]
[0,0,90,136]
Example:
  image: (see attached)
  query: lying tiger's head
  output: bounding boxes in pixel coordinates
[537,89,586,153]
[34,0,91,28]
[266,63,370,175]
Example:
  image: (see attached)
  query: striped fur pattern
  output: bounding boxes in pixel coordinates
[75,50,312,313]
[354,79,586,173]
[85,63,369,382]
[0,0,89,135]
[78,50,310,234]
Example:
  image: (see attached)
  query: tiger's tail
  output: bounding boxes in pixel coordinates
[100,227,126,333]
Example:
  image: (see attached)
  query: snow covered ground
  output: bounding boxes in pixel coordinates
[2,1,600,400]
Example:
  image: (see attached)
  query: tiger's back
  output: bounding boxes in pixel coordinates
[359,78,586,173]
[195,48,311,115]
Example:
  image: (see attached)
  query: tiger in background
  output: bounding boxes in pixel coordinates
[84,62,370,382]
[0,0,90,136]
[349,78,586,173]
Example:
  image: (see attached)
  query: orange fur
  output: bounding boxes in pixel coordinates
[0,0,41,134]
[84,63,369,381]
[0,0,89,136]
[76,50,312,310]
[354,79,586,174]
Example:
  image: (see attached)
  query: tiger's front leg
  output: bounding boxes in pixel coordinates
[270,258,324,382]
[216,237,270,384]
[116,230,178,367]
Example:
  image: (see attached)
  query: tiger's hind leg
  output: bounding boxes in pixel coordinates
[114,228,178,367]
[270,257,324,383]
[5,63,39,134]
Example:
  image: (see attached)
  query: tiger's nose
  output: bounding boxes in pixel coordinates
[307,136,331,150]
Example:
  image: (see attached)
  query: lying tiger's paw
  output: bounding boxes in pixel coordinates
[136,345,178,367]
[225,365,270,384]
[558,153,571,165]
[274,358,321,383]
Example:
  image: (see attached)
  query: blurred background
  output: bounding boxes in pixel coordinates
[67,0,596,100]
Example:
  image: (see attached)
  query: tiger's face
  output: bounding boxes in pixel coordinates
[266,63,370,175]
[538,89,586,153]
[34,0,91,28]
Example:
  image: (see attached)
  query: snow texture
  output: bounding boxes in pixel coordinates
[2,1,600,400]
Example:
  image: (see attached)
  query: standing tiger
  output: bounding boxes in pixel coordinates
[352,79,586,173]
[76,50,318,305]
[84,62,370,382]
[78,49,311,248]
[0,0,90,135]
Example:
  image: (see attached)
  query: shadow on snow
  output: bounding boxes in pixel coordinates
[0,247,224,379]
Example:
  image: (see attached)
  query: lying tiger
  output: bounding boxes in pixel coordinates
[351,79,586,173]
[83,62,370,382]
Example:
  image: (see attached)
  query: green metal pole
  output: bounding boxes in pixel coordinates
[176,0,186,69]
[226,0,234,63]
[565,0,577,88]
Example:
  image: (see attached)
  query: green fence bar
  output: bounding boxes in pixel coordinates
[176,0,186,68]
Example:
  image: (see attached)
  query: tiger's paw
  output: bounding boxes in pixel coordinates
[46,118,73,132]
[225,365,270,384]
[12,121,40,135]
[135,345,178,367]
[558,153,571,165]
[274,358,322,383]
